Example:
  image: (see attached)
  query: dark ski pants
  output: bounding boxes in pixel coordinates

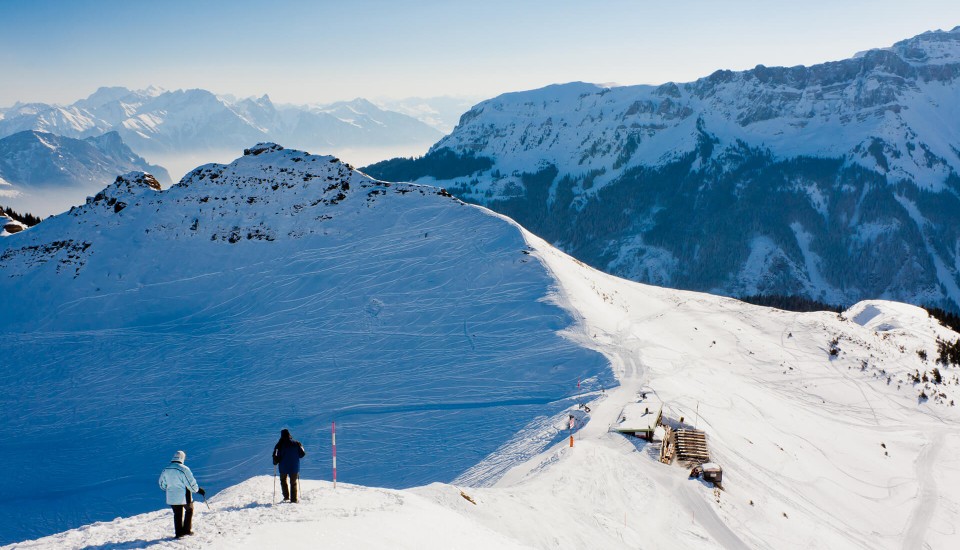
[171,490,194,537]
[280,473,299,502]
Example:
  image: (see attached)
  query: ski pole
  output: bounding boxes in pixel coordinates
[273,464,277,505]
[201,493,210,511]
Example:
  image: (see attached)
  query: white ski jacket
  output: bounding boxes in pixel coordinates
[158,462,199,505]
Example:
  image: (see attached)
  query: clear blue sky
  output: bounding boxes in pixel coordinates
[1,0,958,106]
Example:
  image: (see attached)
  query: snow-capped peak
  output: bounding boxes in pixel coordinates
[886,24,960,64]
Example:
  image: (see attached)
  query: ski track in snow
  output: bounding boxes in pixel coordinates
[676,482,750,550]
[902,431,944,550]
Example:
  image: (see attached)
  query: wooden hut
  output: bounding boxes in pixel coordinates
[613,397,663,440]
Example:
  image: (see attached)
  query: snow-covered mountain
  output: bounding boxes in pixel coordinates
[0,130,170,216]
[0,143,609,544]
[364,26,960,312]
[7,180,960,548]
[0,88,444,159]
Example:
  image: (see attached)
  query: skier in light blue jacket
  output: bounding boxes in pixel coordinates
[158,450,205,538]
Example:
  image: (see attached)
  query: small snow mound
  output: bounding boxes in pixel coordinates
[243,143,284,156]
[845,300,929,332]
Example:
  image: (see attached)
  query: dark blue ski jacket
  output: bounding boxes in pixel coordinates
[273,436,306,475]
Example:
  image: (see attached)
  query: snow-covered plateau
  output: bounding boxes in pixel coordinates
[2,144,959,548]
[364,26,960,312]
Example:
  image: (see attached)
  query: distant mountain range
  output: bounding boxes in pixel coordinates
[0,130,169,216]
[0,87,447,157]
[364,26,960,312]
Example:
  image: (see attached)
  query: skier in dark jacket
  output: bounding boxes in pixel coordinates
[273,429,306,502]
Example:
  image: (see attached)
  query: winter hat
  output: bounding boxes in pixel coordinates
[280,429,291,440]
[171,450,186,463]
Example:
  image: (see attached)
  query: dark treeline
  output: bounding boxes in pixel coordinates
[926,305,960,367]
[923,305,960,333]
[1,205,43,227]
[361,148,494,182]
[936,337,960,367]
[738,294,845,313]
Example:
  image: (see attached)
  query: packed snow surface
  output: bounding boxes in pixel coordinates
[6,172,960,548]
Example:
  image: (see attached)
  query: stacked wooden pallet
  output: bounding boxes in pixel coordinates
[675,429,710,465]
[659,425,675,464]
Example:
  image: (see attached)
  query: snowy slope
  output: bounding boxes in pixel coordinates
[9,220,960,549]
[0,144,610,544]
[365,26,960,312]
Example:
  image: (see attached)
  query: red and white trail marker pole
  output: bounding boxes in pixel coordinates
[332,421,337,489]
